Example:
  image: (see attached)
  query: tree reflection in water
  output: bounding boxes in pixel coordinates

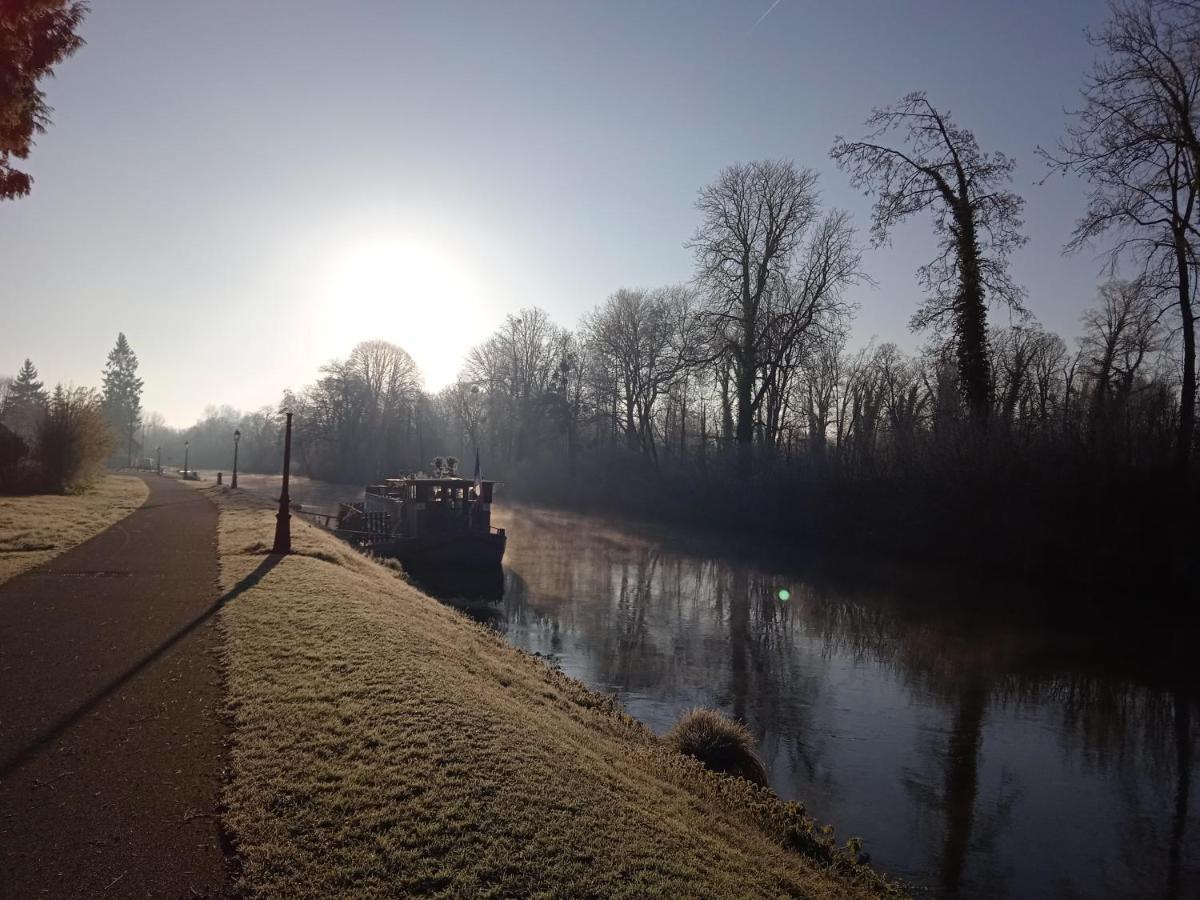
[431,503,1197,899]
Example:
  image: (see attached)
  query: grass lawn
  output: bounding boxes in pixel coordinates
[0,474,149,584]
[211,486,901,899]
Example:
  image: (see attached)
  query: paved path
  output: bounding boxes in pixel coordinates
[0,476,228,898]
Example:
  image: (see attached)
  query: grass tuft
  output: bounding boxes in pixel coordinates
[667,707,770,787]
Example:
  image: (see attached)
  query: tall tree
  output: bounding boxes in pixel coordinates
[1046,0,1199,465]
[1080,280,1166,452]
[581,286,694,460]
[1,356,48,436]
[831,92,1028,425]
[463,308,565,466]
[101,332,143,466]
[0,0,88,200]
[689,160,821,474]
[8,356,46,405]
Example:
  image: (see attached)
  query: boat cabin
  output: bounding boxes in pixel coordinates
[361,476,498,540]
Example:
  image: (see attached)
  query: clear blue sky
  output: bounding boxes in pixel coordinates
[1,0,1113,426]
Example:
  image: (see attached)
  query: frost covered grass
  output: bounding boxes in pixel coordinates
[668,708,771,788]
[0,474,148,583]
[210,486,900,898]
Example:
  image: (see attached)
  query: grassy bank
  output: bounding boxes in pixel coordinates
[208,486,899,898]
[0,474,148,583]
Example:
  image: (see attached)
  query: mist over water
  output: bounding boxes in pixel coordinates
[224,472,1198,899]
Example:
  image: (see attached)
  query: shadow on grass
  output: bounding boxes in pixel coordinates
[0,553,284,778]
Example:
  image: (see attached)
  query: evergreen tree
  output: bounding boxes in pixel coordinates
[101,333,143,465]
[2,358,49,436]
[0,1,89,200]
[10,358,47,406]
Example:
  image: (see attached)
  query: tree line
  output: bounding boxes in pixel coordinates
[277,1,1197,586]
[293,2,1197,479]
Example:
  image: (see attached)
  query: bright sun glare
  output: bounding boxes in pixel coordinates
[322,235,488,389]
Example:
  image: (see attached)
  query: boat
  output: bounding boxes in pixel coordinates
[335,472,506,569]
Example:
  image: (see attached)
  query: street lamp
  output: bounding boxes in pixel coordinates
[156,445,161,475]
[183,440,189,478]
[232,429,241,489]
[272,411,293,554]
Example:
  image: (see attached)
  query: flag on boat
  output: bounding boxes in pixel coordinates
[473,449,482,498]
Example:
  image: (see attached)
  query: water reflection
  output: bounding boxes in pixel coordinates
[485,503,1198,900]
[409,565,505,605]
[220,477,1198,898]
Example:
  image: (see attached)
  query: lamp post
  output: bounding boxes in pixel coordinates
[156,445,161,476]
[272,412,293,554]
[183,440,189,478]
[232,429,241,489]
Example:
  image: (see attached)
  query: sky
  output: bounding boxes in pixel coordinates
[1,0,1117,427]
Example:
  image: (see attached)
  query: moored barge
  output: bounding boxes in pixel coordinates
[335,473,506,568]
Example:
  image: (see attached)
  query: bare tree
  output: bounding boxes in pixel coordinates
[1080,280,1166,448]
[758,210,866,456]
[1028,330,1069,433]
[463,308,566,465]
[875,343,928,466]
[799,331,847,463]
[991,325,1050,431]
[689,160,821,473]
[345,340,421,474]
[581,286,695,460]
[831,92,1028,424]
[1047,0,1199,464]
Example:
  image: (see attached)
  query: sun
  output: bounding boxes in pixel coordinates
[321,235,487,389]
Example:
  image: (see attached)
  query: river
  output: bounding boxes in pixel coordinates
[215,472,1198,899]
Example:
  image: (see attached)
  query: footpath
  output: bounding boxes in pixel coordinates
[0,476,228,897]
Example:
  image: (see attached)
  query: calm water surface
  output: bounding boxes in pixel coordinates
[226,473,1198,899]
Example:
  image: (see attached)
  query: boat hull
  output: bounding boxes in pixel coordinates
[383,531,506,569]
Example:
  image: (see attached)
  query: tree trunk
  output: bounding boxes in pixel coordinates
[955,211,991,426]
[719,365,734,447]
[625,391,638,452]
[735,360,754,476]
[1176,232,1196,468]
[679,387,687,461]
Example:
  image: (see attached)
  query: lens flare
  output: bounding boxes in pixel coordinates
[777,588,791,601]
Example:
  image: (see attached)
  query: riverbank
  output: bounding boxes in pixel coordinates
[208,485,899,898]
[0,474,148,583]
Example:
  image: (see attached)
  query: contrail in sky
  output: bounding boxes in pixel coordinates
[750,0,783,32]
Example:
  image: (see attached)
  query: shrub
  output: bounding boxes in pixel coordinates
[666,707,769,787]
[35,386,113,492]
[0,423,28,493]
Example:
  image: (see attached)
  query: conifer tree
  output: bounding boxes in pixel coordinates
[101,333,143,465]
[2,358,49,436]
[10,358,47,406]
[0,1,89,200]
